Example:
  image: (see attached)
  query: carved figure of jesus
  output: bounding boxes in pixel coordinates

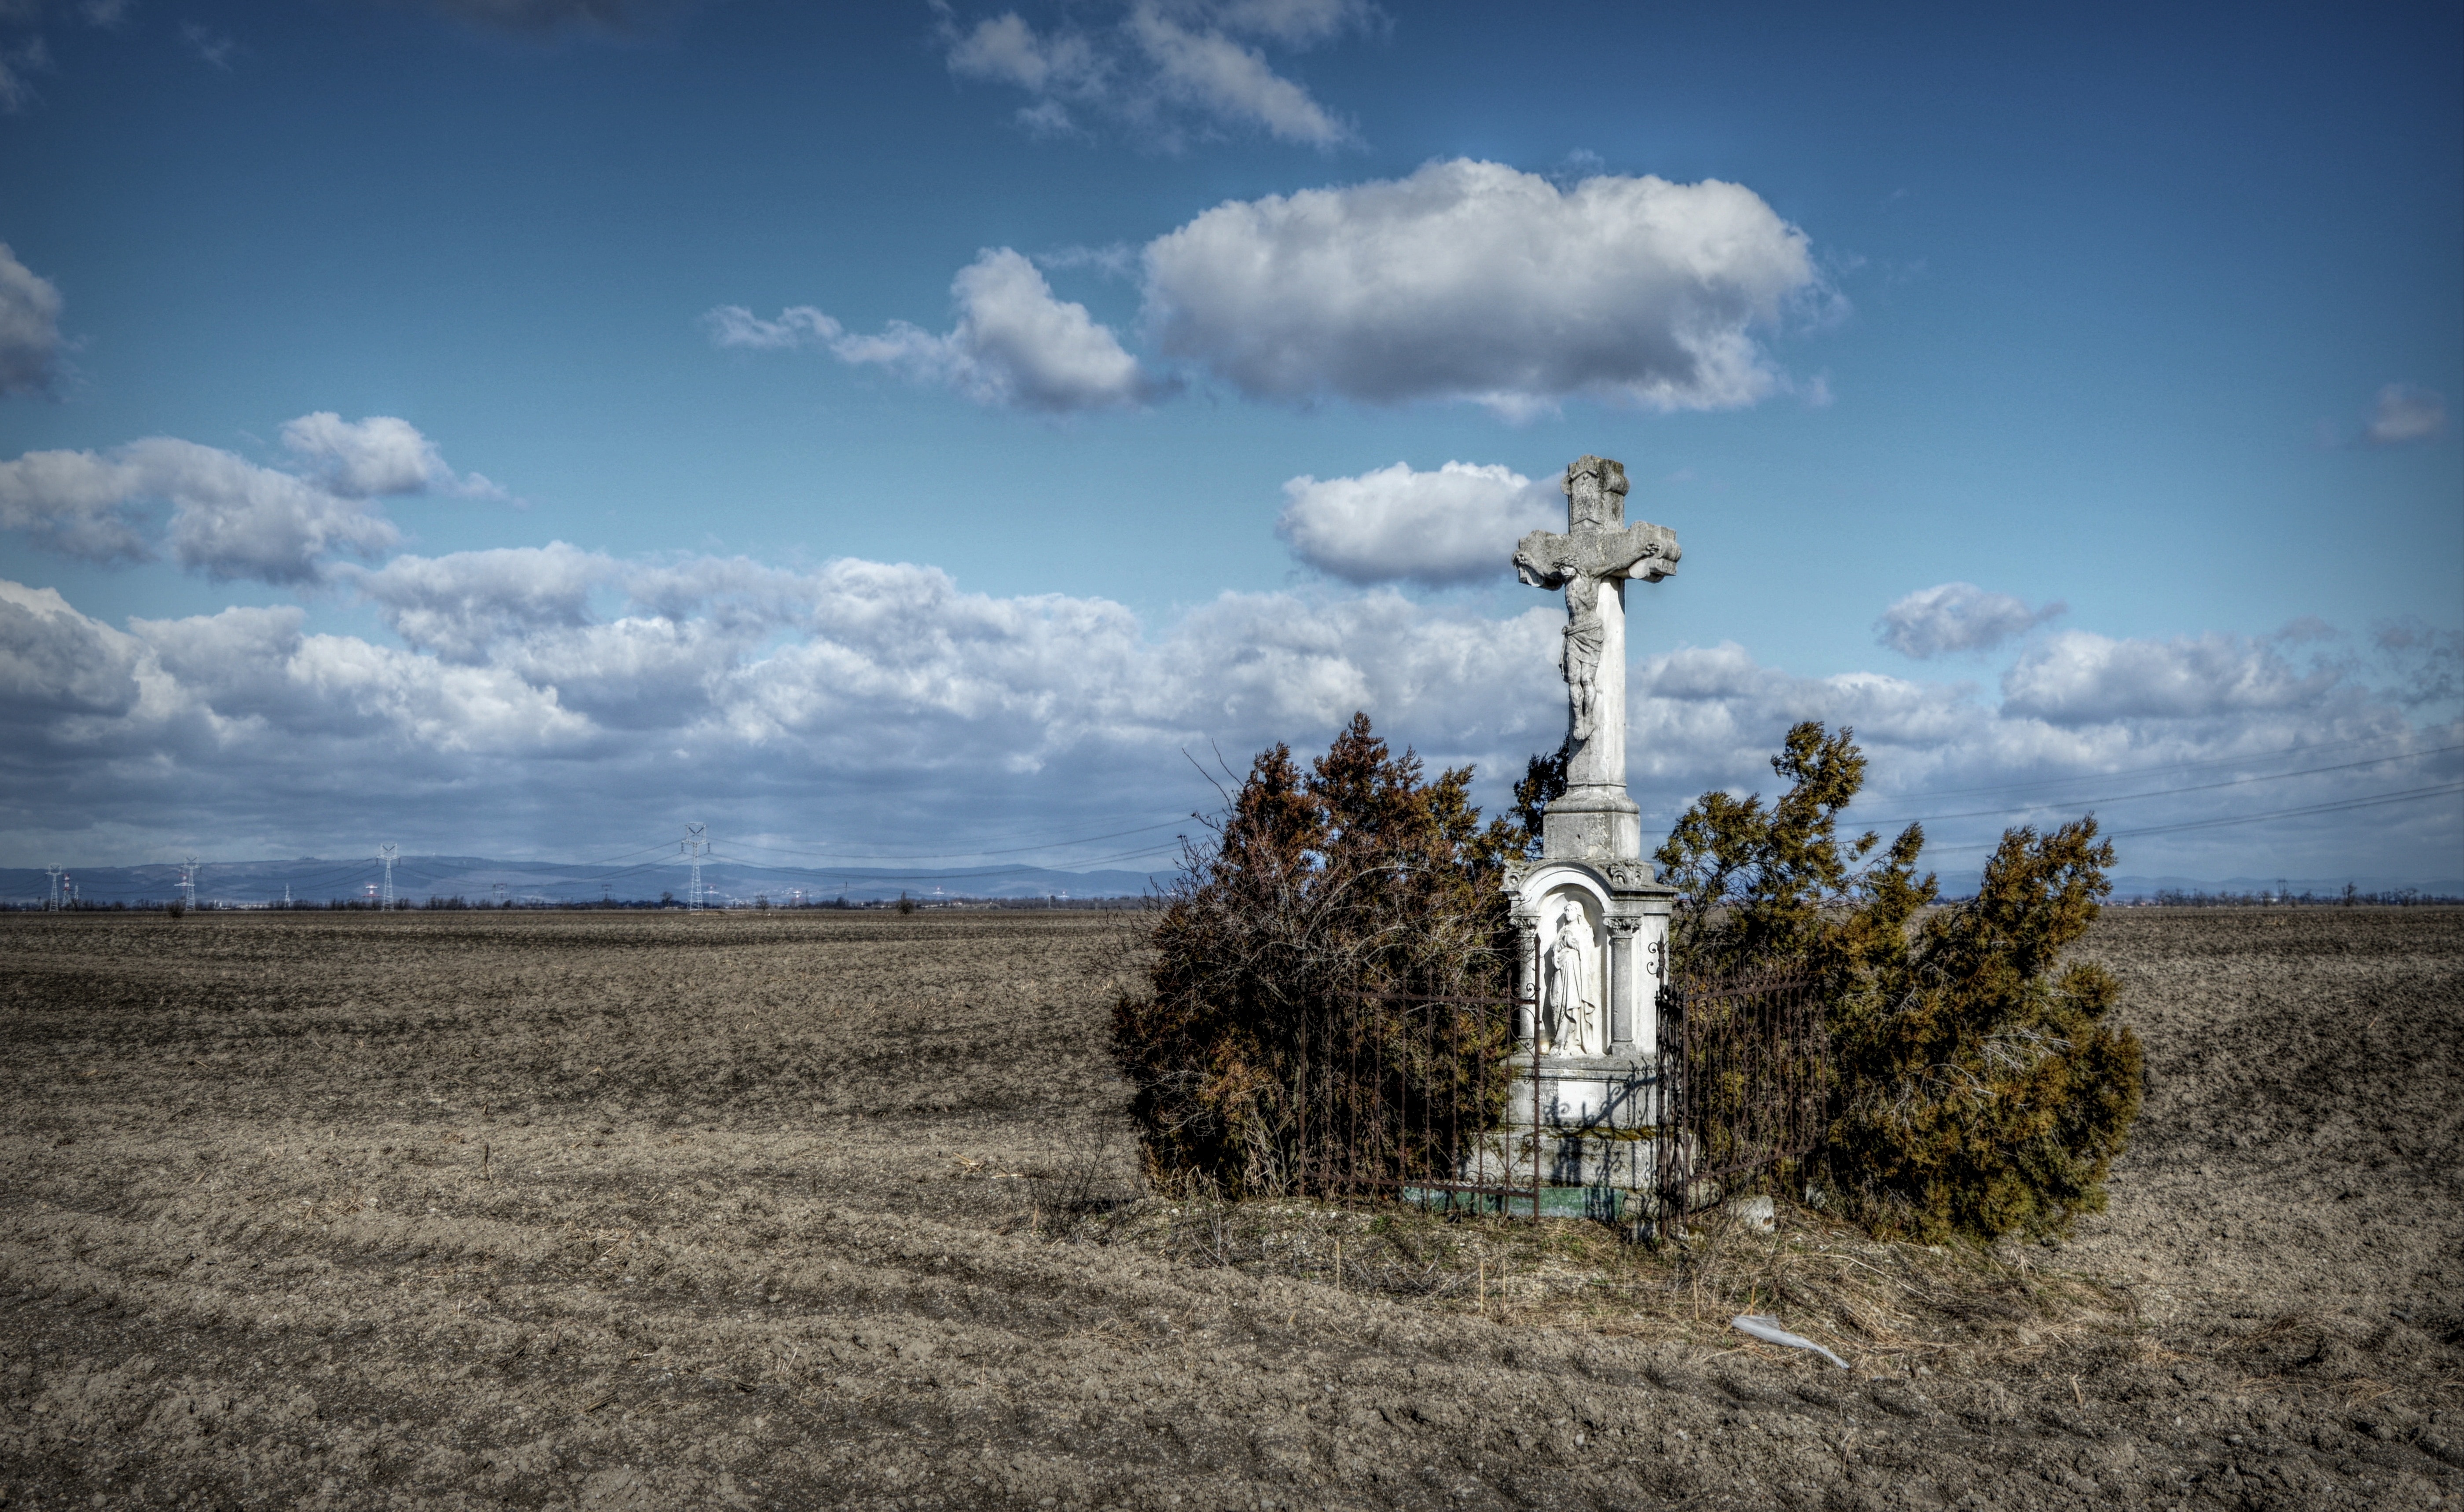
[1561,575,1605,741]
[1513,456,1680,784]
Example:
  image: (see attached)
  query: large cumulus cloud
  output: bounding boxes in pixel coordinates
[709,159,1828,417]
[1276,461,1560,587]
[1143,160,1821,414]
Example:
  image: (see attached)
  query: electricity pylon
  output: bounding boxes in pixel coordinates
[681,824,708,910]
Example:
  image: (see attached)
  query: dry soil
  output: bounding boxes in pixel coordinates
[0,906,2457,1511]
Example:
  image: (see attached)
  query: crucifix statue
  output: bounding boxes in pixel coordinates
[1513,455,1679,862]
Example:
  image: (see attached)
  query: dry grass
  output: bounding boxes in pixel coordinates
[0,906,2456,1512]
[1041,1190,2144,1382]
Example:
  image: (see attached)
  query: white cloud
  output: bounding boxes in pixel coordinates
[1876,581,2065,659]
[2365,383,2446,446]
[1,533,2451,887]
[0,242,65,397]
[0,447,152,561]
[0,579,143,719]
[702,304,842,351]
[1206,0,1365,45]
[2000,629,2344,725]
[1123,6,1349,147]
[1141,159,1821,414]
[344,543,617,662]
[936,0,1362,147]
[0,436,399,583]
[709,249,1160,412]
[143,439,402,584]
[722,160,1823,419]
[2374,617,2462,708]
[1276,460,1559,586]
[944,10,1098,95]
[280,411,504,499]
[1,415,505,581]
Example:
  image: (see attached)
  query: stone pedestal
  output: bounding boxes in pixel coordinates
[1540,787,1642,864]
[1451,452,1693,1221]
[1476,852,1687,1215]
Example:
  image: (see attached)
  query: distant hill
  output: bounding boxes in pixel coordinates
[0,854,1171,907]
[8,858,2457,910]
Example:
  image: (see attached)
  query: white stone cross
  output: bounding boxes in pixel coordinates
[1512,455,1679,800]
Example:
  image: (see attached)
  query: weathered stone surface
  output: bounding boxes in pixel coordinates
[1728,1194,1777,1232]
[1500,453,1686,1203]
[1511,454,1679,829]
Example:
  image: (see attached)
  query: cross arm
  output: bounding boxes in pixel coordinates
[1601,521,1681,583]
[1512,521,1682,587]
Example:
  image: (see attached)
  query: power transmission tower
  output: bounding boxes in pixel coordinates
[180,857,199,911]
[379,845,399,909]
[44,865,61,910]
[681,824,708,911]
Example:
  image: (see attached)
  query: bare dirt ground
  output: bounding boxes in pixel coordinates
[0,906,2456,1511]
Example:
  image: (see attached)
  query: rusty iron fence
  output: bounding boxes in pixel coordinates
[1652,969,1831,1229]
[1277,968,1832,1232]
[1285,990,1539,1214]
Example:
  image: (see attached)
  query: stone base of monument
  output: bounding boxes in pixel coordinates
[1403,1049,1721,1221]
[1501,1048,1665,1129]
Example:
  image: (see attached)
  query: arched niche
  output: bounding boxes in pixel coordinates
[1517,866,1611,1057]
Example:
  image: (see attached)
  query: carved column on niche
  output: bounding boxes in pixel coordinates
[1509,904,1538,1048]
[1605,916,1641,1053]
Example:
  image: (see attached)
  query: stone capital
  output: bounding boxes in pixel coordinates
[1601,859,1659,891]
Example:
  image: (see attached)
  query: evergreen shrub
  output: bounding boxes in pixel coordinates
[1655,721,2144,1242]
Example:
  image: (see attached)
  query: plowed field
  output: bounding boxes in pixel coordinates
[1,907,2457,1510]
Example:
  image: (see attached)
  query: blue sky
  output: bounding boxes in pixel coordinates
[0,0,2457,888]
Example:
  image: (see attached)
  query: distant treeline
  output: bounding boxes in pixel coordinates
[2121,885,2462,907]
[5,892,1157,913]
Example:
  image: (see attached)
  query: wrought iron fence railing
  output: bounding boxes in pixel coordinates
[1274,967,1833,1233]
[1287,990,1538,1213]
[1653,969,1831,1227]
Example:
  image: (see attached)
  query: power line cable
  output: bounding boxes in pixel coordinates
[1855,730,2425,802]
[1917,781,2464,854]
[1850,744,2464,830]
[2102,781,2464,840]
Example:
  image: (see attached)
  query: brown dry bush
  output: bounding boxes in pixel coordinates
[1111,713,1526,1196]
